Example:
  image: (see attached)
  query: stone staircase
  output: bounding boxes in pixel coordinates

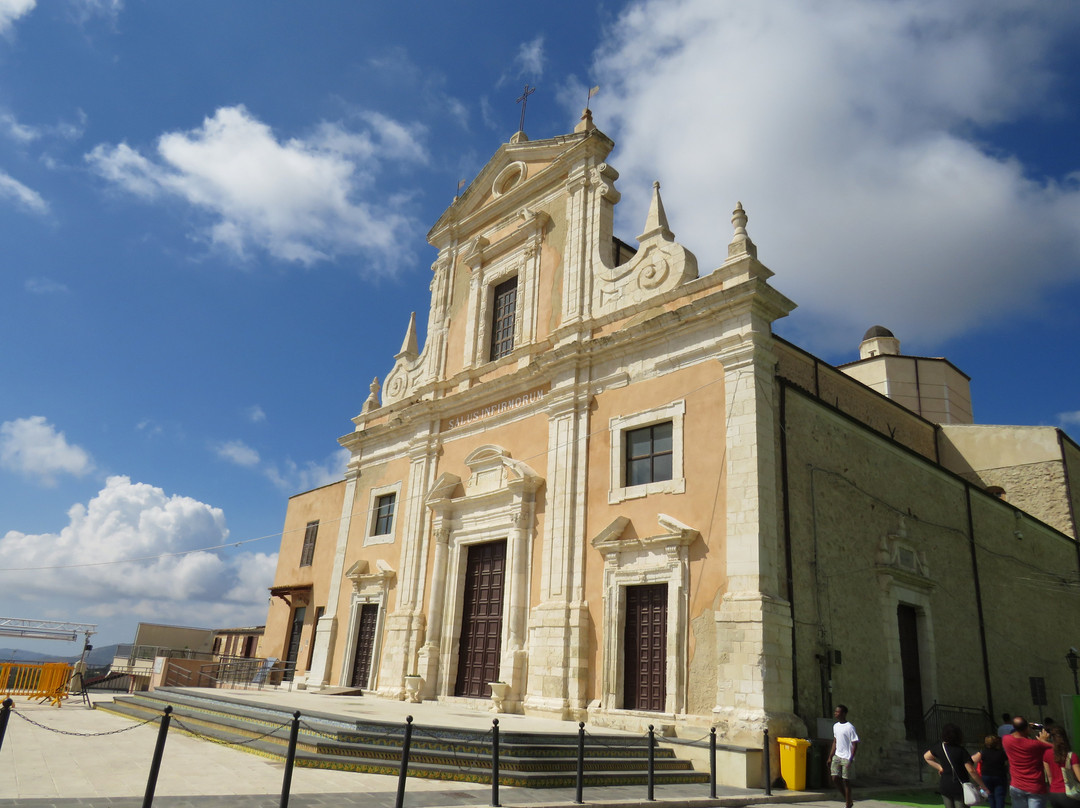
[97,688,710,788]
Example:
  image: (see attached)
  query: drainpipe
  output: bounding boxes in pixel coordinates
[965,486,994,717]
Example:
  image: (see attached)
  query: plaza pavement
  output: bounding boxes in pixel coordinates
[0,686,930,808]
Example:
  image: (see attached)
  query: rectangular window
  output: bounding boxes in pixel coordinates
[625,421,674,486]
[299,520,319,567]
[373,493,396,536]
[489,276,518,361]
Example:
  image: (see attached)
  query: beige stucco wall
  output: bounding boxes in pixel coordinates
[258,480,345,668]
[133,623,215,652]
[584,365,728,712]
[939,424,1076,538]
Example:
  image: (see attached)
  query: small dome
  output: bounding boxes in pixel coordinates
[862,325,895,340]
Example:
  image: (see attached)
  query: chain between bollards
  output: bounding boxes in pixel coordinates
[0,698,12,755]
[709,726,717,798]
[142,705,173,808]
[763,727,772,796]
[279,710,301,808]
[647,724,656,802]
[491,718,500,807]
[574,721,585,804]
[395,715,413,808]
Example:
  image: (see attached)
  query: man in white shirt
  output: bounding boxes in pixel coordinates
[828,704,859,808]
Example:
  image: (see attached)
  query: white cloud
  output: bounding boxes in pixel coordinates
[0,416,93,485]
[591,1,1080,352]
[25,277,70,294]
[1059,411,1080,427]
[86,105,426,270]
[265,448,349,493]
[0,476,274,632]
[0,0,34,34]
[515,35,545,79]
[245,405,266,424]
[1,112,38,143]
[214,439,261,468]
[0,169,48,214]
[0,110,85,144]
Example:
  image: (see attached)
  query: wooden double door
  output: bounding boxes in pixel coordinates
[455,540,506,698]
[350,603,380,689]
[624,583,668,712]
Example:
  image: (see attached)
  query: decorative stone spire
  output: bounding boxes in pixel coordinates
[727,201,758,259]
[636,181,675,243]
[574,108,596,133]
[362,377,381,413]
[396,312,418,359]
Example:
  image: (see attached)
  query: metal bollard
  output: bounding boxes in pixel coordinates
[0,698,12,754]
[647,724,656,802]
[394,715,414,808]
[142,705,173,808]
[710,726,717,798]
[575,721,585,804]
[491,718,500,807]
[763,727,772,796]
[279,711,301,808]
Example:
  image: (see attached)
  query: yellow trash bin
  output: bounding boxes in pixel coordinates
[777,737,811,791]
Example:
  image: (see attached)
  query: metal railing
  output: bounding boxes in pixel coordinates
[113,644,216,664]
[923,702,994,747]
[195,658,297,691]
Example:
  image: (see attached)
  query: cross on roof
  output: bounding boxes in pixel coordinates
[516,84,535,133]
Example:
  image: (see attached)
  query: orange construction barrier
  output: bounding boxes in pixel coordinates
[0,661,73,707]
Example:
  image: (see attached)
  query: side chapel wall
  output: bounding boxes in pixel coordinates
[783,387,1080,776]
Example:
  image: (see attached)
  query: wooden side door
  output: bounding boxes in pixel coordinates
[454,540,506,698]
[350,604,379,689]
[624,583,667,712]
[283,606,306,682]
[897,604,924,740]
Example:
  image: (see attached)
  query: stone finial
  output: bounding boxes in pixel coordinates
[362,377,381,413]
[727,201,758,259]
[575,108,596,133]
[636,180,675,244]
[396,312,419,359]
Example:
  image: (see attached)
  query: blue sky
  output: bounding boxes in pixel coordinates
[2,0,1079,653]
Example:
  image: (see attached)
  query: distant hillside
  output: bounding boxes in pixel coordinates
[0,644,120,666]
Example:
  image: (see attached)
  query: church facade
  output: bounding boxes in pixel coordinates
[260,115,1080,781]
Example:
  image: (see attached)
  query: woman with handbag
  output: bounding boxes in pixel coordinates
[924,723,990,808]
[1043,725,1080,808]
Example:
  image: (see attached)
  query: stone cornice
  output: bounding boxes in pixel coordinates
[345,271,793,446]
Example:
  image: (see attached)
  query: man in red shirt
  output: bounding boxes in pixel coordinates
[1002,716,1052,808]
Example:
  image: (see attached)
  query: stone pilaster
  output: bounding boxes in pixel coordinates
[377,435,438,699]
[524,385,591,720]
[713,336,803,744]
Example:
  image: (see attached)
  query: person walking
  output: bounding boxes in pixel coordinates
[973,733,1009,808]
[1003,715,1053,808]
[1043,725,1080,808]
[924,723,989,808]
[828,704,859,808]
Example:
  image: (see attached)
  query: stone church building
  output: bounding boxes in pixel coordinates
[260,114,1080,782]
